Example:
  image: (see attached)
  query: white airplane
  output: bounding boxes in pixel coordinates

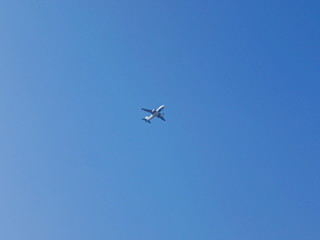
[141,105,166,123]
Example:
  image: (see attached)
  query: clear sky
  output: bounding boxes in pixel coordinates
[1,1,319,239]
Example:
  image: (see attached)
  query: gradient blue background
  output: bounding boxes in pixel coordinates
[1,1,320,239]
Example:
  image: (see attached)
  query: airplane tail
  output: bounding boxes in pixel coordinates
[142,118,151,123]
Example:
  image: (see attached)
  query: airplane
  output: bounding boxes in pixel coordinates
[141,105,166,123]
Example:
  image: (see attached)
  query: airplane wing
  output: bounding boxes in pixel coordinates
[159,116,166,121]
[141,108,153,113]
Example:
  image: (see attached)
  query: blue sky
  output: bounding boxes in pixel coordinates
[1,1,319,239]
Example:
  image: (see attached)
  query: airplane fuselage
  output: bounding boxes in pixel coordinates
[156,105,165,112]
